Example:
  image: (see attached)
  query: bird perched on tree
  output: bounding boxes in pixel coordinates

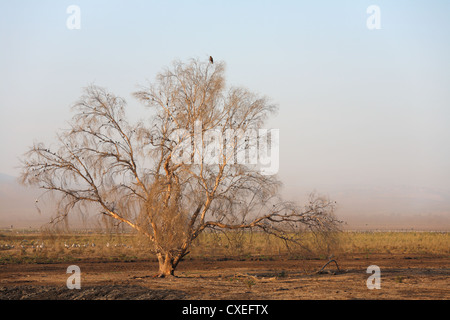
[209,56,214,64]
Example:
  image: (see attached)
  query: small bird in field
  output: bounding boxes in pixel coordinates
[209,56,214,64]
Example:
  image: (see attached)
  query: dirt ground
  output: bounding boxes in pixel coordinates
[0,253,448,300]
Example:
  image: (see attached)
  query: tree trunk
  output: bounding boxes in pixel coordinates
[157,252,175,277]
[156,248,189,277]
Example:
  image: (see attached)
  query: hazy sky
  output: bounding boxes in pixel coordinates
[1,1,450,228]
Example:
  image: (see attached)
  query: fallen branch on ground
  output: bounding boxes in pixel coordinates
[316,259,341,275]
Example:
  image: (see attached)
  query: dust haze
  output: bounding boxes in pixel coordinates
[1,172,449,231]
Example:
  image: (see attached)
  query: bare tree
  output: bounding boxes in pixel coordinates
[21,58,341,277]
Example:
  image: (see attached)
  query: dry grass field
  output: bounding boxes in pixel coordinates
[0,230,449,300]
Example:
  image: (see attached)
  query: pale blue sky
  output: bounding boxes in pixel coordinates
[1,1,450,226]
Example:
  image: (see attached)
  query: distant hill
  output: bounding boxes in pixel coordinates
[0,173,15,183]
[0,173,97,229]
[0,173,50,228]
[283,184,450,231]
